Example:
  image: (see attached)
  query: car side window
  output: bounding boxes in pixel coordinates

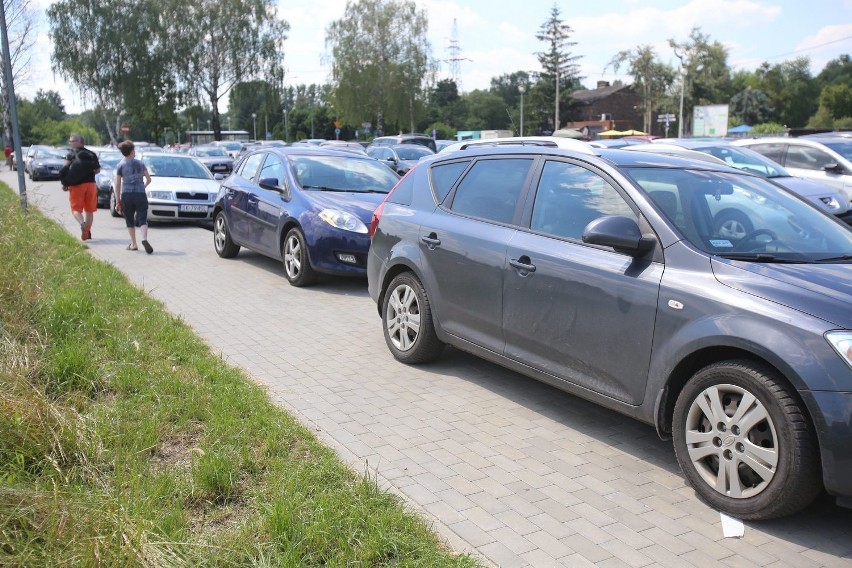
[747,143,785,164]
[450,158,533,224]
[530,160,637,241]
[258,154,287,190]
[430,161,470,202]
[785,145,833,170]
[237,153,265,182]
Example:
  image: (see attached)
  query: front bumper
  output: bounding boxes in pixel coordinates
[148,193,216,221]
[801,389,852,508]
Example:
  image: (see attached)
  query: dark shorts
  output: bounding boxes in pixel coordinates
[121,192,149,228]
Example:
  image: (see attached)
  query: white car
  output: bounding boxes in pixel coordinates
[733,135,852,205]
[110,153,221,222]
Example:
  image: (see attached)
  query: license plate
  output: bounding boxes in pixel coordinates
[213,165,227,171]
[180,204,208,212]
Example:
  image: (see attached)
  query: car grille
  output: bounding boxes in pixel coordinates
[175,192,211,201]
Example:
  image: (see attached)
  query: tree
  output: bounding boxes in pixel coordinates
[1,0,38,143]
[462,89,511,130]
[229,80,283,140]
[535,4,582,130]
[729,87,773,125]
[819,84,852,120]
[669,28,732,135]
[326,0,433,135]
[755,58,819,128]
[169,0,289,141]
[608,46,674,133]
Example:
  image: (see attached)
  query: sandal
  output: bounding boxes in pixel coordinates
[141,240,153,254]
[127,244,138,251]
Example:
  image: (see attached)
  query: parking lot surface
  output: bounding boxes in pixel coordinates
[10,171,851,567]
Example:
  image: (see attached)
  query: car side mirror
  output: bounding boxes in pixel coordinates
[213,173,226,181]
[582,215,656,256]
[823,162,846,174]
[259,177,280,189]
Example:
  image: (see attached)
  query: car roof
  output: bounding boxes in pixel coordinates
[620,143,729,165]
[439,136,596,155]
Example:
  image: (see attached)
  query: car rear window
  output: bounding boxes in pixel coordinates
[430,161,470,202]
[449,158,533,223]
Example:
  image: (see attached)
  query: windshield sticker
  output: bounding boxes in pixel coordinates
[710,239,734,248]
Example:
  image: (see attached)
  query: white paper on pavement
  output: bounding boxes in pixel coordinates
[720,512,745,538]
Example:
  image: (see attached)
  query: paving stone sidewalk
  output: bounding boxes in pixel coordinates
[12,173,851,567]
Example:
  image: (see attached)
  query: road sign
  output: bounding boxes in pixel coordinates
[656,114,676,123]
[120,124,130,133]
[333,120,342,128]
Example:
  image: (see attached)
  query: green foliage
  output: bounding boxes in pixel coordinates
[751,122,786,135]
[729,87,773,125]
[0,184,479,566]
[669,28,733,132]
[28,118,100,147]
[755,57,820,128]
[535,3,583,128]
[820,84,852,119]
[230,81,284,140]
[326,0,434,134]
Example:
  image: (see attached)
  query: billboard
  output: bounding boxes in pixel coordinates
[692,104,729,137]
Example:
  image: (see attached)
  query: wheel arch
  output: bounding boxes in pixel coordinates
[376,259,428,317]
[654,346,818,445]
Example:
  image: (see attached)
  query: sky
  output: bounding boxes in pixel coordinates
[19,0,852,115]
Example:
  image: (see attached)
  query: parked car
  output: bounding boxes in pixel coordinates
[624,140,852,224]
[588,138,650,149]
[95,150,123,210]
[23,145,51,177]
[434,139,456,152]
[366,144,433,175]
[369,133,437,153]
[367,140,852,520]
[319,140,368,155]
[113,153,221,222]
[187,145,235,175]
[27,146,67,181]
[212,146,401,286]
[211,140,244,159]
[11,145,28,171]
[733,136,852,205]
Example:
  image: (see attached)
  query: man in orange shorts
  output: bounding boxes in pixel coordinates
[60,133,101,240]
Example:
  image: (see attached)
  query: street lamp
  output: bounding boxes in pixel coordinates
[673,46,686,138]
[251,112,257,141]
[518,84,525,137]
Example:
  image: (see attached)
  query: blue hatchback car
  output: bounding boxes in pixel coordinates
[368,138,852,520]
[213,146,401,286]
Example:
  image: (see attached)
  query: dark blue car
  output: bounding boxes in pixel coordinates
[213,146,401,286]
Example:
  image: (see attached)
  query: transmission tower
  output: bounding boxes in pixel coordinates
[444,19,470,90]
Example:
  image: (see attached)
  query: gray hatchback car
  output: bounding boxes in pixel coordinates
[367,138,852,520]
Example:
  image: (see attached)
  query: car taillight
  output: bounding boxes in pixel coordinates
[369,201,385,238]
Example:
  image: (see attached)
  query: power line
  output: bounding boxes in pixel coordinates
[731,35,852,69]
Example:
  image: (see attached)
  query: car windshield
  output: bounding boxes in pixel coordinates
[290,154,400,193]
[220,142,242,151]
[142,155,213,179]
[694,145,788,178]
[37,148,65,159]
[195,147,227,157]
[396,146,433,160]
[626,167,852,262]
[821,140,852,161]
[99,153,122,168]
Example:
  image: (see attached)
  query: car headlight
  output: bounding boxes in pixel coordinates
[826,331,852,370]
[319,209,367,233]
[148,191,173,200]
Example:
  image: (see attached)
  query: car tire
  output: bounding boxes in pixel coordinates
[282,227,316,287]
[213,211,240,258]
[713,210,753,241]
[109,191,123,218]
[672,360,821,520]
[381,272,444,364]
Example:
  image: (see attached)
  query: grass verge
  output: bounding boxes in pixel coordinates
[0,186,479,567]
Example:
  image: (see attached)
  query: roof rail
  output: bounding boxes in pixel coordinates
[439,136,596,155]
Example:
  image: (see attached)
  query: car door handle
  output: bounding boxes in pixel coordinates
[421,234,441,249]
[509,256,536,273]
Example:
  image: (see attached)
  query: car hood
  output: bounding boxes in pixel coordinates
[305,191,387,222]
[195,156,233,164]
[148,177,220,193]
[32,157,65,166]
[712,259,852,328]
[770,176,849,213]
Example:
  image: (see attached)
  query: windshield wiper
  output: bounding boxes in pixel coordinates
[300,185,350,192]
[717,253,808,263]
[813,254,852,263]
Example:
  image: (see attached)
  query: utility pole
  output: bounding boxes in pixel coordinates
[0,1,27,211]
